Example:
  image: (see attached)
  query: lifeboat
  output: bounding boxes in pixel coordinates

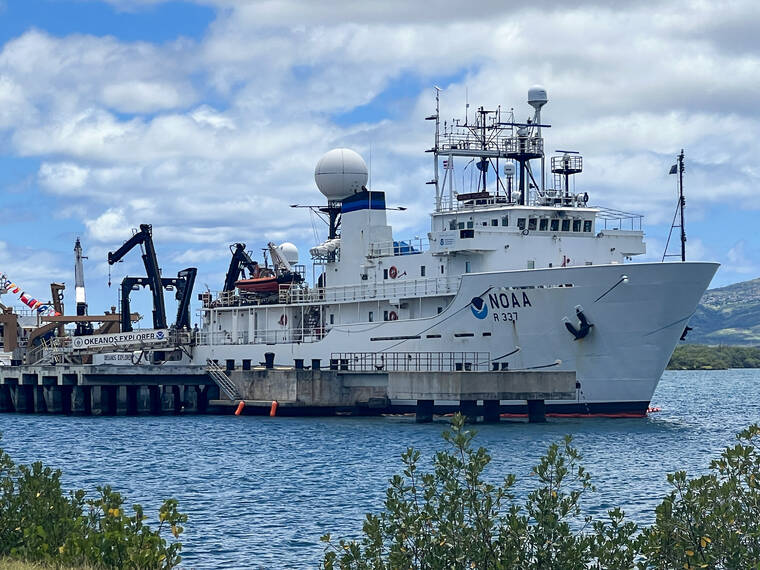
[235,271,302,293]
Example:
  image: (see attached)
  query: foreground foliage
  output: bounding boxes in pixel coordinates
[0,438,186,569]
[322,415,760,569]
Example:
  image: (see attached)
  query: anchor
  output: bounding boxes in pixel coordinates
[563,305,593,340]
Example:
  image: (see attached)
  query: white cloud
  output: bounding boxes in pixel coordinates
[726,240,757,275]
[0,0,757,303]
[101,80,188,114]
[38,162,89,193]
[85,208,132,243]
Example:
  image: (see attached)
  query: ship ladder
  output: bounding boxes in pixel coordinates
[205,359,243,401]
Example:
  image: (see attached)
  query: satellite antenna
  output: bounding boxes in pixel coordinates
[528,85,548,192]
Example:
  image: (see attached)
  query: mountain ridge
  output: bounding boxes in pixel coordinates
[686,277,760,345]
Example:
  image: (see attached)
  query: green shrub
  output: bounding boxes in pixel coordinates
[322,415,760,569]
[0,436,186,569]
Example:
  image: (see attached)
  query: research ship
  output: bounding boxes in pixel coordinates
[191,86,718,417]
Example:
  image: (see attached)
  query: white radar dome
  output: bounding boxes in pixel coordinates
[528,85,548,110]
[314,148,368,201]
[277,242,299,265]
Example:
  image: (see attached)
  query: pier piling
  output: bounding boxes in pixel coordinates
[460,399,479,422]
[527,399,547,423]
[415,399,434,423]
[483,399,500,423]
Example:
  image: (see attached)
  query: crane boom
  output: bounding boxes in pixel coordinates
[108,224,167,330]
[267,241,291,272]
[223,243,261,292]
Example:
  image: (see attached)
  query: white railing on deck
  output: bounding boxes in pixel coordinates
[197,327,326,346]
[286,276,460,304]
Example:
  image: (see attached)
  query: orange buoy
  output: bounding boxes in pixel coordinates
[234,401,245,416]
[269,400,278,417]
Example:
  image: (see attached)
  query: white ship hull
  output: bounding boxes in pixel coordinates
[192,261,717,416]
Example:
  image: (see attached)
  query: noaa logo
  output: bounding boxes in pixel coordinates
[470,297,488,319]
[156,331,165,340]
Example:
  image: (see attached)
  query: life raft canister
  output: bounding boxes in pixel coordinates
[389,266,398,279]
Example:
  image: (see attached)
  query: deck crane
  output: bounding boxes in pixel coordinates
[223,243,261,292]
[107,224,167,330]
[119,268,197,333]
[267,241,292,272]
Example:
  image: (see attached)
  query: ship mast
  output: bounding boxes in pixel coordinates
[429,86,550,210]
[662,149,687,262]
[678,150,686,261]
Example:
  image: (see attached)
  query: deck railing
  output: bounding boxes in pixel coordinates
[196,327,327,346]
[330,351,492,372]
[285,276,460,304]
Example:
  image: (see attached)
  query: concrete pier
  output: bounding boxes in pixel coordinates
[0,364,213,416]
[0,361,575,421]
[210,367,575,422]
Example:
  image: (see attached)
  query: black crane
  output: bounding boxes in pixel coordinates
[223,243,260,292]
[108,224,167,329]
[119,268,197,333]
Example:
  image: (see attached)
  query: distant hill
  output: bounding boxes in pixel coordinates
[687,277,760,345]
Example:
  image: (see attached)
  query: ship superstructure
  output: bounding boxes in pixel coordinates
[192,86,718,416]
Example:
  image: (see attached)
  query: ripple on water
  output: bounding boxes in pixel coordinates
[0,369,758,568]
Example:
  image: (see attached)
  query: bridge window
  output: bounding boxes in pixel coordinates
[562,219,571,232]
[551,219,559,231]
[573,219,581,232]
[501,216,508,226]
[517,218,526,230]
[466,220,474,229]
[458,222,465,229]
[583,220,593,232]
[420,265,426,277]
[482,221,488,226]
[528,218,537,231]
[491,219,498,226]
[449,219,457,230]
[539,219,548,231]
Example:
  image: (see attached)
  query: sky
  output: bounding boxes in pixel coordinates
[0,0,758,324]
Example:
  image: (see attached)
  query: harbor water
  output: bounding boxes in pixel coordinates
[0,369,758,569]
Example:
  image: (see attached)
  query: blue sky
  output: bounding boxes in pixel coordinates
[0,0,758,324]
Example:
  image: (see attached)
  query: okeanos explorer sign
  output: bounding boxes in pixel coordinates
[71,329,168,350]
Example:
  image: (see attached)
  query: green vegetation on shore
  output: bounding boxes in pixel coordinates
[323,414,760,569]
[667,344,760,370]
[0,436,185,570]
